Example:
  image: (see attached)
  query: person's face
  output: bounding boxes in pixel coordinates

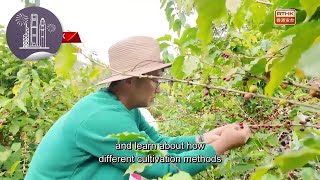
[132,69,164,107]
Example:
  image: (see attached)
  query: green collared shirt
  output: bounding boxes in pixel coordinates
[25,88,217,180]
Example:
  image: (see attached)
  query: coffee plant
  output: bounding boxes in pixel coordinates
[0,24,107,179]
[149,0,320,179]
[1,0,320,179]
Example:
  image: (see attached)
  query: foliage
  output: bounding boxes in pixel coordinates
[0,25,106,179]
[150,0,320,179]
[1,0,320,179]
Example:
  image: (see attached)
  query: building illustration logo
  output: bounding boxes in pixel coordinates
[6,7,62,60]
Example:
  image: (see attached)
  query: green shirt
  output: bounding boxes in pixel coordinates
[25,88,217,180]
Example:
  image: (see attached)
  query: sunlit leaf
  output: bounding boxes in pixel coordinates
[226,0,241,14]
[300,0,320,21]
[183,56,199,77]
[274,148,320,173]
[35,129,44,144]
[10,161,20,176]
[0,150,12,162]
[157,34,172,42]
[165,171,193,180]
[249,58,267,75]
[173,19,182,35]
[14,99,27,113]
[248,2,267,26]
[10,143,21,152]
[300,167,316,180]
[124,163,152,175]
[303,137,320,150]
[9,122,19,135]
[171,56,185,79]
[265,21,320,96]
[250,165,273,180]
[54,44,77,77]
[107,132,149,143]
[12,84,20,97]
[195,0,227,46]
[184,0,194,16]
[261,173,278,180]
[297,42,320,77]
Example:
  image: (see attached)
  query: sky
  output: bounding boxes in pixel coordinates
[0,0,172,64]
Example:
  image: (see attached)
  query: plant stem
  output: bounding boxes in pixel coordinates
[256,0,273,5]
[143,75,320,110]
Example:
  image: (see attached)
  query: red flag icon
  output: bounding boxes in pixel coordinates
[62,32,81,43]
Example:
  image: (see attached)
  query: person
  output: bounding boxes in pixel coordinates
[25,36,252,180]
[138,108,158,130]
[130,108,157,180]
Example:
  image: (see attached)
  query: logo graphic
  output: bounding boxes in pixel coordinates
[62,32,82,43]
[6,7,63,60]
[274,9,296,25]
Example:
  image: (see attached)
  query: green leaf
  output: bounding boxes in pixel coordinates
[250,165,273,180]
[0,97,11,108]
[54,44,77,77]
[267,134,279,147]
[261,173,278,180]
[259,11,274,34]
[226,0,241,14]
[124,163,152,175]
[180,13,186,25]
[157,34,172,42]
[183,56,199,77]
[184,0,194,16]
[165,1,174,27]
[107,132,149,142]
[0,150,12,162]
[10,143,21,152]
[10,161,20,176]
[191,102,205,110]
[31,69,39,80]
[300,167,316,180]
[173,19,182,35]
[88,69,100,80]
[160,0,167,9]
[35,129,44,144]
[232,163,255,173]
[179,27,197,46]
[265,21,320,96]
[260,0,301,33]
[171,56,185,80]
[160,43,170,51]
[303,137,320,150]
[9,123,19,135]
[249,58,267,75]
[297,42,320,77]
[261,40,271,51]
[233,0,251,28]
[274,148,320,173]
[162,50,175,63]
[195,0,227,46]
[166,171,193,180]
[300,0,320,21]
[14,99,27,113]
[248,2,267,26]
[16,67,28,80]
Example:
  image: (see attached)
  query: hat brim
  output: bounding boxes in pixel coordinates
[96,62,172,86]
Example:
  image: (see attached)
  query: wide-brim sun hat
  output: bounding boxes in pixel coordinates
[96,36,172,85]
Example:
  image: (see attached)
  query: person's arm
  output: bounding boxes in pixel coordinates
[136,110,222,154]
[76,109,219,179]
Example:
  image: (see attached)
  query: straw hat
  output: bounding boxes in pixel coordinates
[96,36,172,85]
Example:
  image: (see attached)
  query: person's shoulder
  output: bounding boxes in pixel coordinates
[73,88,119,107]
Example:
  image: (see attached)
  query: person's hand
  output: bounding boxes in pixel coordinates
[210,123,251,155]
[202,124,231,143]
